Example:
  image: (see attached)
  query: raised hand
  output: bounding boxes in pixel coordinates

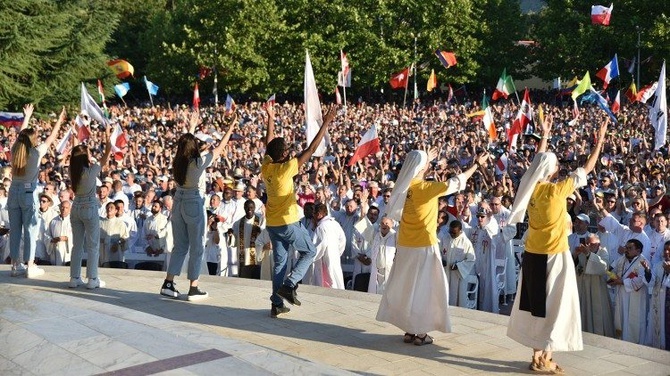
[23,103,34,118]
[323,104,337,125]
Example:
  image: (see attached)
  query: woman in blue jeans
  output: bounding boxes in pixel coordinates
[8,105,64,278]
[160,110,236,301]
[68,125,112,288]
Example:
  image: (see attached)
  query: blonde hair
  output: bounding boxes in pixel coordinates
[11,128,36,177]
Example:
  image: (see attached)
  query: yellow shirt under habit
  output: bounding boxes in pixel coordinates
[261,155,300,227]
[525,176,578,255]
[397,179,450,248]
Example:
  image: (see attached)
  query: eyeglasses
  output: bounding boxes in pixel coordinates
[476,215,486,218]
[607,200,616,204]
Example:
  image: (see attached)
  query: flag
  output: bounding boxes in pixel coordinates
[568,101,580,126]
[107,59,134,79]
[337,70,352,87]
[335,87,342,105]
[193,82,200,110]
[492,69,516,100]
[266,94,276,106]
[509,89,532,150]
[625,82,637,102]
[571,72,591,101]
[482,95,496,140]
[552,78,562,89]
[114,83,130,98]
[0,112,24,128]
[338,50,352,87]
[225,94,236,114]
[637,82,658,103]
[649,61,667,150]
[427,69,437,92]
[596,54,619,89]
[348,124,381,166]
[80,83,107,127]
[144,76,159,96]
[55,129,73,154]
[434,50,457,69]
[495,154,508,175]
[97,79,105,104]
[446,84,454,103]
[198,66,212,80]
[612,91,621,113]
[591,3,613,26]
[627,56,637,75]
[390,67,410,89]
[75,115,91,141]
[304,50,330,157]
[579,88,618,123]
[110,124,128,162]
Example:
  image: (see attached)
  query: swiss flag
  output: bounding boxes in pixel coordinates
[390,68,410,89]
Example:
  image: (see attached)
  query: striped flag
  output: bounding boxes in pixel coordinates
[193,82,200,110]
[335,87,342,105]
[56,129,73,154]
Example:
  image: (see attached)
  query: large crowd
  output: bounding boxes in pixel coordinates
[1,94,669,350]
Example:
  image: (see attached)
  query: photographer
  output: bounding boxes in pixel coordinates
[205,210,225,276]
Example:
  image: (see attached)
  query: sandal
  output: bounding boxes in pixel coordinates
[529,357,564,374]
[403,333,416,343]
[413,334,433,346]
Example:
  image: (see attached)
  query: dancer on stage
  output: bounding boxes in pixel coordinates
[506,115,607,373]
[376,147,488,345]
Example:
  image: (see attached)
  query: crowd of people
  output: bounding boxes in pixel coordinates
[1,93,669,359]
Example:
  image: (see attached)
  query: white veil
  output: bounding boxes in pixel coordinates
[382,150,427,221]
[507,152,558,226]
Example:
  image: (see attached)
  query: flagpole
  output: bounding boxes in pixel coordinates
[413,36,418,101]
[342,81,347,112]
[636,26,641,89]
[403,79,408,108]
[120,97,127,107]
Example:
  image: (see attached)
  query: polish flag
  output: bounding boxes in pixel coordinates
[75,114,91,142]
[591,4,613,26]
[110,124,128,162]
[347,124,381,166]
[611,91,620,114]
[266,94,276,106]
[335,87,342,105]
[56,129,73,155]
[193,82,200,110]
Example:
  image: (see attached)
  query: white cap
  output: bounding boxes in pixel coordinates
[194,133,214,143]
[576,213,590,223]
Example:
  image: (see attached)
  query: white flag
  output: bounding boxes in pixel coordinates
[55,129,73,154]
[304,50,330,157]
[80,83,107,127]
[649,61,667,150]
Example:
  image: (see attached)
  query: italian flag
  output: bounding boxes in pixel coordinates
[492,68,515,100]
[348,124,381,166]
[482,95,496,140]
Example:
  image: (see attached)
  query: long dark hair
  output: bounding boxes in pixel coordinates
[173,133,200,186]
[69,145,90,190]
[11,128,36,177]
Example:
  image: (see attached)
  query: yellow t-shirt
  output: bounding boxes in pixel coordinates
[525,178,577,255]
[261,155,300,226]
[397,179,449,247]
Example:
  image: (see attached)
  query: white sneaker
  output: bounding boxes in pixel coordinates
[86,278,106,289]
[26,266,45,279]
[68,277,86,288]
[11,263,27,277]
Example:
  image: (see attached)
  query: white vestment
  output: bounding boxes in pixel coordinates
[45,215,73,265]
[368,229,398,295]
[575,246,615,337]
[440,231,476,307]
[647,262,670,349]
[311,216,346,289]
[470,224,499,313]
[612,255,650,345]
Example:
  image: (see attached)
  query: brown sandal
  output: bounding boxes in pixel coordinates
[413,334,433,346]
[529,357,564,374]
[403,333,416,343]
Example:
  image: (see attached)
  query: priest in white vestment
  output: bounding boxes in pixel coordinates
[647,241,670,350]
[470,207,499,313]
[310,203,346,289]
[440,220,476,307]
[99,202,129,264]
[45,200,73,265]
[368,217,397,295]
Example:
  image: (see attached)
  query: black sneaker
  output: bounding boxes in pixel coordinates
[160,280,180,298]
[277,284,301,306]
[187,286,209,301]
[270,304,290,318]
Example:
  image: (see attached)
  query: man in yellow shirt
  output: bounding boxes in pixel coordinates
[261,104,336,318]
[506,115,608,374]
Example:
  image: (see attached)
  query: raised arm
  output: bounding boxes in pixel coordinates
[20,104,34,131]
[212,113,238,158]
[582,118,608,175]
[187,110,199,134]
[537,111,552,154]
[100,125,113,171]
[264,104,276,146]
[461,152,490,181]
[296,104,336,167]
[43,107,66,148]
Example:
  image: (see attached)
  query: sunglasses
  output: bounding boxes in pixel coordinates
[607,200,616,204]
[476,215,486,218]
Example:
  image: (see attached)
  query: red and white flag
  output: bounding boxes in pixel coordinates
[341,50,350,77]
[389,68,410,89]
[56,129,73,155]
[193,82,200,110]
[110,124,128,162]
[637,82,658,103]
[611,91,620,113]
[591,3,613,26]
[348,124,381,166]
[508,89,532,150]
[335,87,342,105]
[266,93,276,105]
